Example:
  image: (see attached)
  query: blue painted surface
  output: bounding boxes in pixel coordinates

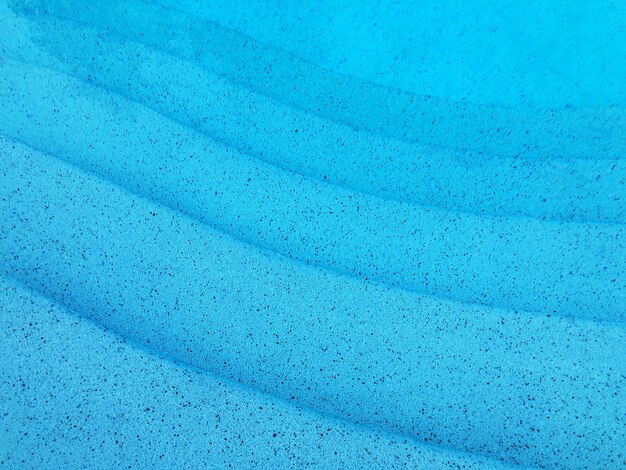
[0,1,625,468]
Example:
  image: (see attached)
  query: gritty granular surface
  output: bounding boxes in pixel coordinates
[0,1,625,469]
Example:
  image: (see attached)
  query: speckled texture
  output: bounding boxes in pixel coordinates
[1,137,625,468]
[154,0,626,113]
[1,277,512,469]
[3,15,625,225]
[0,62,624,322]
[1,0,625,469]
[10,0,626,160]
[4,12,626,222]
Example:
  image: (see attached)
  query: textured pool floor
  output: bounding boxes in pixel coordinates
[1,1,625,469]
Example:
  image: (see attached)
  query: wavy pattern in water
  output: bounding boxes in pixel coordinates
[0,59,624,322]
[1,138,625,469]
[7,13,626,224]
[2,1,626,468]
[11,0,626,160]
[149,0,626,112]
[1,276,515,469]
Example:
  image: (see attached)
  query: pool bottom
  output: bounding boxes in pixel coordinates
[0,276,509,470]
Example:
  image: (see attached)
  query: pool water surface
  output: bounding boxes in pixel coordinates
[1,1,625,468]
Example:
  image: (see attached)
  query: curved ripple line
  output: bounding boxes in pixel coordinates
[0,275,456,460]
[3,3,625,469]
[8,14,625,224]
[1,140,625,469]
[12,0,626,160]
[150,0,626,113]
[1,61,624,322]
[1,274,518,469]
[5,130,625,332]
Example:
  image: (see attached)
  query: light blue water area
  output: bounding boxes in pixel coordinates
[1,1,625,469]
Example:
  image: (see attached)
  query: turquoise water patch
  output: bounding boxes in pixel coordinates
[1,1,625,468]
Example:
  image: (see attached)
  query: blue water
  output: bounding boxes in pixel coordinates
[0,1,624,469]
